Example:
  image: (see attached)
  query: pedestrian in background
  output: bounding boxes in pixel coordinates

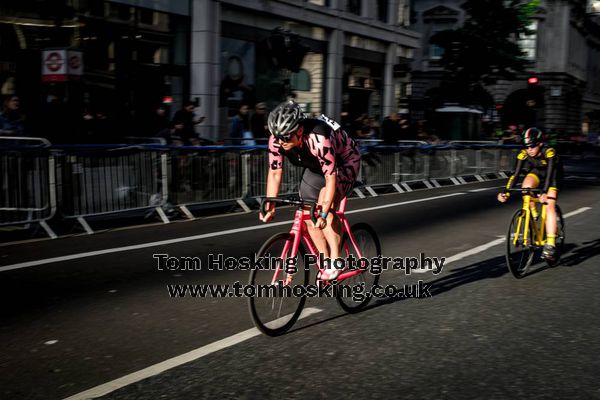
[0,95,25,136]
[173,100,205,145]
[381,112,401,145]
[251,102,268,140]
[229,103,251,145]
[149,105,173,142]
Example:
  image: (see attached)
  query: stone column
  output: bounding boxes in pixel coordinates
[382,42,398,117]
[325,29,344,119]
[190,0,221,141]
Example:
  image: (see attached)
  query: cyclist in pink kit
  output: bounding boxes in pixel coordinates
[259,101,361,280]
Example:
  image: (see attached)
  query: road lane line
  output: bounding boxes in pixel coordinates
[63,307,323,400]
[411,206,593,272]
[344,192,464,215]
[1,193,466,272]
[563,207,592,218]
[444,237,507,265]
[468,187,498,192]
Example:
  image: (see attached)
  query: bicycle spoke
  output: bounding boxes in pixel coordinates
[506,209,535,278]
[336,223,381,312]
[248,233,309,336]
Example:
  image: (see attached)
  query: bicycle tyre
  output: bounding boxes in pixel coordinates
[506,209,535,279]
[336,223,382,313]
[248,232,309,336]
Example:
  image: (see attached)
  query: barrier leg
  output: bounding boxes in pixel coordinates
[155,207,170,224]
[179,205,195,220]
[77,216,94,235]
[39,220,57,239]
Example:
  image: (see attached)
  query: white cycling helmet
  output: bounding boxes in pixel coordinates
[268,100,305,141]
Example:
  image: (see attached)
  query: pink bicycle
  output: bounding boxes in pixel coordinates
[248,196,381,336]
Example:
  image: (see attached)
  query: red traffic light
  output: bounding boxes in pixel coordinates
[527,76,539,84]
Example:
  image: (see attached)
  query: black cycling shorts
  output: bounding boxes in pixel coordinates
[299,169,325,202]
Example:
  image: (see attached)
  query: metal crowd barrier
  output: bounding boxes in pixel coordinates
[53,145,169,232]
[168,147,303,215]
[1,138,522,238]
[0,137,57,237]
[358,141,519,189]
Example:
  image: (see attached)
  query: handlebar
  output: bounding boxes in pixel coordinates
[506,188,543,194]
[260,197,319,225]
[504,188,550,204]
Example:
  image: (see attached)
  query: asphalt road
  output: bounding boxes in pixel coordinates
[1,160,599,400]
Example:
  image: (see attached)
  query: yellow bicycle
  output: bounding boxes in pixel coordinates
[506,188,565,278]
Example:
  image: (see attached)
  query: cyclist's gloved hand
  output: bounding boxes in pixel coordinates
[259,207,275,223]
[313,216,327,230]
[539,193,548,204]
[497,192,510,203]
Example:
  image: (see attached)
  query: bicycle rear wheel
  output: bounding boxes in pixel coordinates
[248,232,309,336]
[336,223,381,313]
[546,205,566,267]
[506,209,535,278]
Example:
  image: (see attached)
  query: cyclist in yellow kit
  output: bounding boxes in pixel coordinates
[497,127,564,260]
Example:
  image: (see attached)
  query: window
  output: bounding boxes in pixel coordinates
[291,69,311,91]
[519,20,538,61]
[110,3,132,20]
[429,22,454,60]
[347,0,361,15]
[377,0,388,23]
[397,0,409,26]
[139,8,154,25]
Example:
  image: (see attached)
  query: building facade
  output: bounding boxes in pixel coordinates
[0,0,190,142]
[0,0,420,142]
[191,0,420,140]
[410,0,600,140]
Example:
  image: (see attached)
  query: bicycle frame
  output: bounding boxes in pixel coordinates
[268,197,367,285]
[514,194,547,247]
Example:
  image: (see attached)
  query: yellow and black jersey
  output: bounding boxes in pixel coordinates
[505,147,563,193]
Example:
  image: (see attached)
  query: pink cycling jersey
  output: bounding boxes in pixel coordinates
[268,118,361,198]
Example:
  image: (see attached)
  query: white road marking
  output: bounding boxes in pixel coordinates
[63,307,323,400]
[0,219,291,272]
[443,237,506,265]
[1,193,465,272]
[563,207,592,218]
[468,187,498,192]
[412,206,593,272]
[344,193,464,215]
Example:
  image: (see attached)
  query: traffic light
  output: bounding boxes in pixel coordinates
[527,76,539,85]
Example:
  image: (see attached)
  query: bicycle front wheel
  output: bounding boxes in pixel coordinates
[506,209,535,278]
[336,223,381,313]
[248,232,309,336]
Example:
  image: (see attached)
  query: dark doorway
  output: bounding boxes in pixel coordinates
[503,87,545,128]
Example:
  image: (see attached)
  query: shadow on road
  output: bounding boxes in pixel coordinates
[287,239,599,335]
[560,239,600,267]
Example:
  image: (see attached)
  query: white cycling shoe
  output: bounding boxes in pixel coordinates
[319,259,344,281]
